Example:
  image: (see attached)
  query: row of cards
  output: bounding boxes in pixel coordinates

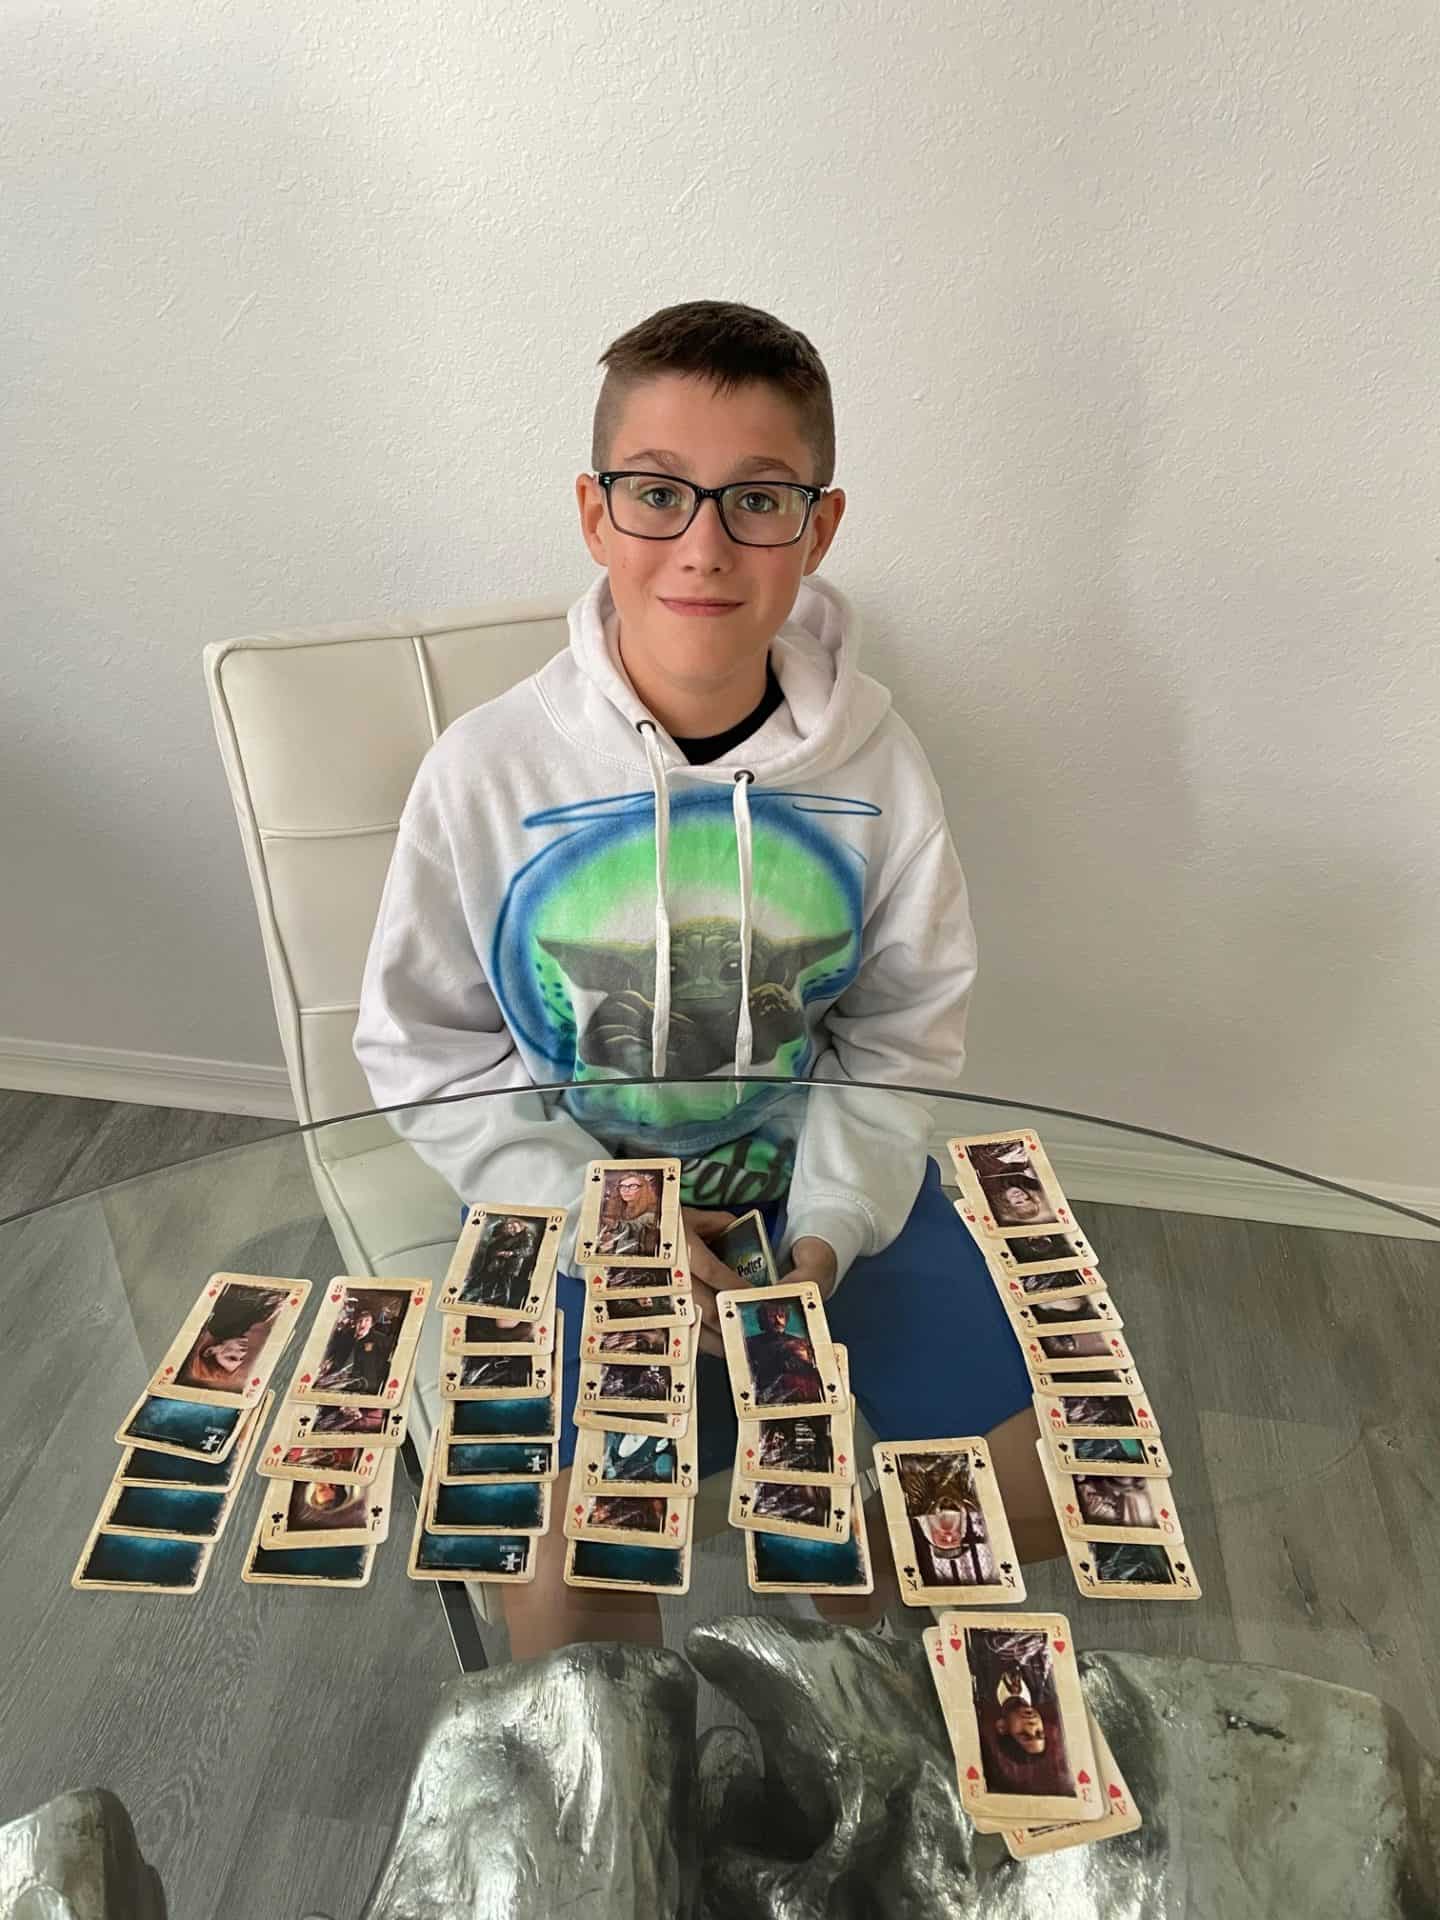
[947,1130,1201,1602]
[715,1238,876,1594]
[926,1609,1142,1859]
[565,1160,699,1593]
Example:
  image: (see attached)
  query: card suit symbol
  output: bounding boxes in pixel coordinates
[949,1635,961,1651]
[162,1365,174,1379]
[270,1511,283,1524]
[249,1375,260,1388]
[369,1505,381,1520]
[1108,1784,1124,1801]
[936,1651,945,1665]
[1160,1507,1171,1519]
[589,1170,601,1183]
[1077,1769,1092,1786]
[1137,1408,1150,1421]
[330,1287,343,1302]
[881,1460,895,1474]
[744,1447,755,1461]
[1064,1503,1077,1516]
[904,1565,916,1581]
[1053,1638,1066,1652]
[1000,1562,1014,1576]
[838,1453,848,1466]
[965,1766,979,1781]
[300,1372,313,1386]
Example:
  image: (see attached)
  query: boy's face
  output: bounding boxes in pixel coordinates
[577,373,846,695]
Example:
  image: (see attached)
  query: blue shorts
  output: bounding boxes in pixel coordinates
[459,1156,1034,1480]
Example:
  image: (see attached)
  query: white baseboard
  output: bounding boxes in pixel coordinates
[0,1036,297,1121]
[1,1038,1435,1241]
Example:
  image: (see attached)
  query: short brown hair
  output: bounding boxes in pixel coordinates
[591,300,836,487]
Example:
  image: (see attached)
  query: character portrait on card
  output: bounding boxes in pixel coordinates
[1038,1331,1112,1360]
[1090,1541,1177,1586]
[966,1627,1075,1799]
[741,1298,824,1408]
[589,1496,664,1533]
[1059,1394,1131,1428]
[458,1354,534,1391]
[967,1139,1058,1230]
[598,1363,669,1403]
[310,1405,389,1437]
[601,1431,677,1485]
[462,1214,545,1310]
[595,1170,664,1260]
[174,1282,290,1395]
[898,1450,996,1588]
[596,1328,668,1356]
[758,1417,833,1474]
[1076,1476,1157,1528]
[279,1479,368,1535]
[313,1288,409,1396]
[753,1483,829,1526]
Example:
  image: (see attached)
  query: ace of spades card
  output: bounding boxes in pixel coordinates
[874,1438,1025,1607]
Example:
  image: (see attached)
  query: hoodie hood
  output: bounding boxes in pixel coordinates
[549,569,893,784]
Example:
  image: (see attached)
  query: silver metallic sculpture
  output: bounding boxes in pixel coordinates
[4,1621,1436,1917]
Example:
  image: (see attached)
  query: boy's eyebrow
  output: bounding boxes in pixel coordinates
[620,447,804,482]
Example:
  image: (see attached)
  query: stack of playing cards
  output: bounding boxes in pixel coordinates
[243,1275,432,1589]
[407,1202,566,1584]
[925,1609,1143,1859]
[946,1131,1200,1602]
[74,1274,311,1595]
[564,1158,697,1595]
[719,1277,873,1595]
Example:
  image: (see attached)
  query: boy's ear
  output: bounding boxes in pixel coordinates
[538,936,653,994]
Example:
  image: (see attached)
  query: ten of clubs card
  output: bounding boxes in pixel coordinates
[874,1438,1025,1606]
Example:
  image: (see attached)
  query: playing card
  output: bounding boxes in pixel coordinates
[407,1516,536,1583]
[1001,1710,1142,1856]
[575,1158,682,1269]
[581,1321,696,1366]
[290,1277,431,1409]
[71,1522,213,1594]
[977,1225,1098,1274]
[563,1533,692,1594]
[744,1480,872,1593]
[875,1438,1025,1607]
[577,1357,692,1417]
[1034,1438,1184,1545]
[1020,1328,1134,1375]
[240,1501,375,1588]
[283,1401,408,1449]
[440,1204,566,1315]
[115,1390,247,1464]
[1030,1367,1142,1396]
[1063,1532,1201,1600]
[718,1282,841,1422]
[440,1439,558,1484]
[440,1349,552,1402]
[587,1289,696,1333]
[585,1259,693,1296]
[1033,1389,1157,1440]
[97,1481,233,1543]
[440,1329,562,1443]
[260,1448,396,1550]
[573,1421,699,1499]
[426,1475,552,1536]
[117,1391,270,1490]
[728,1453,851,1542]
[930,1610,1102,1825]
[714,1209,780,1288]
[144,1274,310,1411]
[1008,1292,1121,1335]
[986,1260,1106,1310]
[1044,1427,1173,1478]
[257,1440,382,1488]
[564,1490,691,1547]
[736,1345,854,1486]
[442,1277,558,1355]
[946,1131,1081,1243]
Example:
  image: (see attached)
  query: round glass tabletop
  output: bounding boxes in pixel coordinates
[2,1077,1436,1919]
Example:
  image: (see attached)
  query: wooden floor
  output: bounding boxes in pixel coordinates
[2,1087,1437,1918]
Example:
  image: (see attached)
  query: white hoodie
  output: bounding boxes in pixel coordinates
[352,568,978,1284]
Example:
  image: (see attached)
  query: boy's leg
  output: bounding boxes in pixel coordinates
[786,1159,1062,1624]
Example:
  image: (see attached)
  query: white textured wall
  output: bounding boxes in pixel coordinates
[3,1,1437,1196]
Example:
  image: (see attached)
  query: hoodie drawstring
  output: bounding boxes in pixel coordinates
[637,722,673,1076]
[637,722,756,1091]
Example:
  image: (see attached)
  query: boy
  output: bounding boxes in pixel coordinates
[353,299,1060,1657]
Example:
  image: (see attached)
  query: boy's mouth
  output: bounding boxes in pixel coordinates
[660,597,744,615]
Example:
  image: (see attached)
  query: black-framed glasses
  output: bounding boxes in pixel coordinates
[594,470,828,547]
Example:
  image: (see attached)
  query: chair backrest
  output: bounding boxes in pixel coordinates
[204,593,572,1154]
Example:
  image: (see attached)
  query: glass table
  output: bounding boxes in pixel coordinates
[2,1077,1436,1919]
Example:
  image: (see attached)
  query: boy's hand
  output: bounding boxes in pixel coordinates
[778,1236,839,1301]
[681,1206,740,1358]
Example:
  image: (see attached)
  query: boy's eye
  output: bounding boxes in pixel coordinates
[639,485,683,510]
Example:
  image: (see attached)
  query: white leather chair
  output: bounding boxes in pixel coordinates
[203,587,737,1629]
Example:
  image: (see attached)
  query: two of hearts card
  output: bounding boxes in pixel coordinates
[564,1160,697,1593]
[77,1270,314,1595]
[243,1276,433,1590]
[716,1275,872,1594]
[925,1610,1143,1860]
[946,1131,1199,1605]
